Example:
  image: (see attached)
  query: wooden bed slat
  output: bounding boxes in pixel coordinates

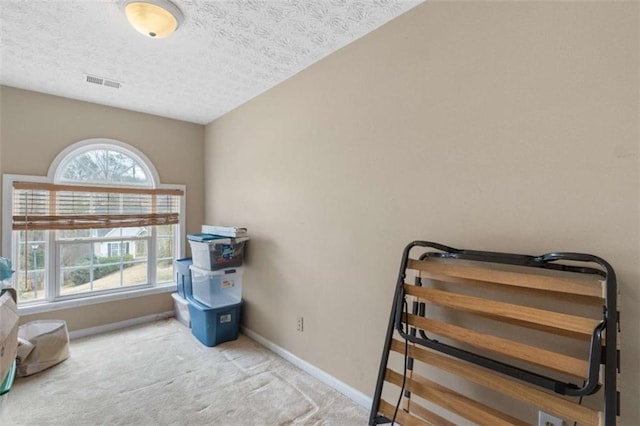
[390,339,602,426]
[406,313,590,378]
[404,285,599,339]
[408,400,457,426]
[379,399,430,426]
[386,368,528,426]
[407,259,604,299]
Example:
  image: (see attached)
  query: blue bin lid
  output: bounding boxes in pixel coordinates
[186,295,243,312]
[187,233,232,242]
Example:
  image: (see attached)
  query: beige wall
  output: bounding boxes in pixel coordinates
[0,86,205,330]
[18,293,173,330]
[205,1,639,424]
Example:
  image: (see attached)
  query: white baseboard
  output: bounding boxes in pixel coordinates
[69,310,175,340]
[241,326,373,409]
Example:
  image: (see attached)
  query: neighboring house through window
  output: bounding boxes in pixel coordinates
[2,139,185,308]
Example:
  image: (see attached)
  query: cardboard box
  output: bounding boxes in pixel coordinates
[0,291,19,385]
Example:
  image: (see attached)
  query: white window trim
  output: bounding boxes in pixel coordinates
[2,141,186,315]
[17,284,176,316]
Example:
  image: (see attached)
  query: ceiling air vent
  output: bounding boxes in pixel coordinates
[103,80,121,89]
[85,74,121,89]
[86,75,104,85]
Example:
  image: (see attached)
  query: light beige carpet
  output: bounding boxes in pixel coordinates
[0,319,368,425]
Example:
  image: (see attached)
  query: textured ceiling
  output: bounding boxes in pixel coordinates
[0,0,422,124]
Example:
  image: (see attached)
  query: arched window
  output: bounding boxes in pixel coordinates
[57,146,152,186]
[4,139,184,308]
[50,139,159,187]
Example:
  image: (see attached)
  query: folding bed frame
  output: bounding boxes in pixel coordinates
[370,241,620,425]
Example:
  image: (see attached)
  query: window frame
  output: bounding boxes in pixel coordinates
[2,139,186,315]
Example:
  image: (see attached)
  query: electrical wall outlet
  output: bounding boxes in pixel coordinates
[538,411,563,426]
[296,315,304,332]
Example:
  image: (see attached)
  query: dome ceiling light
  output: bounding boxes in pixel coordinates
[123,0,184,39]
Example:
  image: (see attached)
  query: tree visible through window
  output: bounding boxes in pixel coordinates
[6,140,183,304]
[59,148,150,186]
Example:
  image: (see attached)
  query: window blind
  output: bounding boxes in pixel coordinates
[13,182,183,231]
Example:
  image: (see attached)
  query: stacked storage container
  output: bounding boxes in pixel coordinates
[171,257,193,328]
[186,233,248,347]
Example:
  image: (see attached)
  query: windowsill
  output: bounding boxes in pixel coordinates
[18,284,176,316]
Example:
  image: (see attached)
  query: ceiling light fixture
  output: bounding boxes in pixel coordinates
[123,0,184,39]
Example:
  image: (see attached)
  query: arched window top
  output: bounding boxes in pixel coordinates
[49,139,159,188]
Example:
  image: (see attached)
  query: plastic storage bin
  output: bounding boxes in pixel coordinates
[188,298,242,347]
[188,235,248,271]
[174,257,193,297]
[190,265,242,308]
[171,292,191,328]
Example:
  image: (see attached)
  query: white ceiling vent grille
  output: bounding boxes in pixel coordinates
[103,80,121,89]
[85,74,121,89]
[86,75,103,85]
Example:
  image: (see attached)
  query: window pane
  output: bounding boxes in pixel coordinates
[59,228,145,241]
[98,228,120,238]
[16,271,45,302]
[156,235,173,284]
[133,239,148,260]
[156,262,173,284]
[156,225,173,237]
[60,268,93,296]
[122,261,148,287]
[59,149,150,186]
[156,237,173,260]
[59,239,149,296]
[14,231,46,303]
[57,229,92,240]
[60,243,95,296]
[61,243,94,267]
[120,227,142,239]
[124,239,148,287]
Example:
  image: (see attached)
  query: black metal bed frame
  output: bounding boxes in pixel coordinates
[370,241,619,426]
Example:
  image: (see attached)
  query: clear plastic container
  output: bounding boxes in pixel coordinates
[171,292,191,328]
[189,265,242,308]
[188,238,247,271]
